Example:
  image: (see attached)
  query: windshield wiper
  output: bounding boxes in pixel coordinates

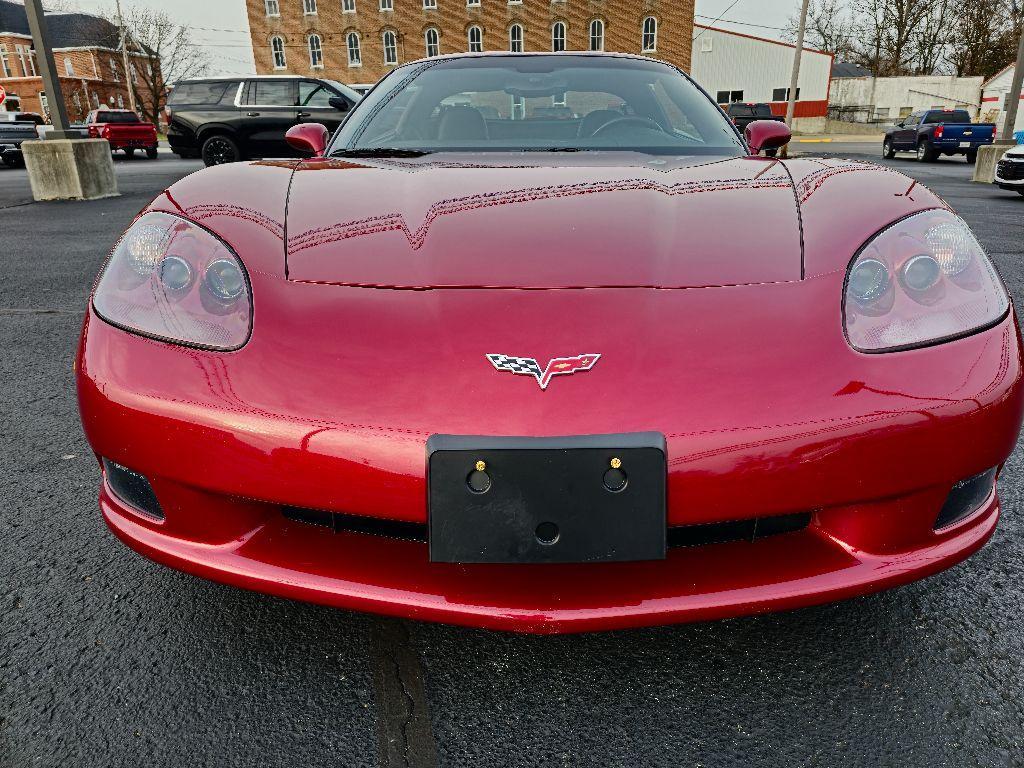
[332,148,434,158]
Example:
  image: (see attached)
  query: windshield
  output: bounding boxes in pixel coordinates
[332,55,743,156]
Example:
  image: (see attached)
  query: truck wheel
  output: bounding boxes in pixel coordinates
[917,140,937,163]
[146,146,159,160]
[882,138,895,159]
[2,155,24,168]
[202,135,240,167]
[965,150,977,164]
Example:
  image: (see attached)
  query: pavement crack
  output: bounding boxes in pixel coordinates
[370,618,439,768]
[0,308,81,316]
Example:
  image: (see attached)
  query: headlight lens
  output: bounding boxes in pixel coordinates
[843,210,1009,352]
[93,211,252,350]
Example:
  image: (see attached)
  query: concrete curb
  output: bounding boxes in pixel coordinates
[22,139,119,201]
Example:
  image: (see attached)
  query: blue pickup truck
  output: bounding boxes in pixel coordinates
[882,109,995,163]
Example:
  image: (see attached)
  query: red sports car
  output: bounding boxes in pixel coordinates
[77,53,1023,634]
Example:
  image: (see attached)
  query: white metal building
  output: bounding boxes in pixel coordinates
[689,25,834,132]
[828,75,984,123]
[982,65,1024,138]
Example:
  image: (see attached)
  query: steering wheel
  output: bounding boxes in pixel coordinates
[590,116,666,137]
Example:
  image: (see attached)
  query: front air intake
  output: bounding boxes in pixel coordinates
[934,468,997,530]
[103,459,164,520]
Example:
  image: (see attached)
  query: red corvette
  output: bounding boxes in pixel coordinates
[77,54,1023,633]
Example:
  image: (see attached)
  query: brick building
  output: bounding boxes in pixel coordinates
[246,0,695,87]
[0,0,155,121]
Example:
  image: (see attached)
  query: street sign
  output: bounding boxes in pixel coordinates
[0,85,6,107]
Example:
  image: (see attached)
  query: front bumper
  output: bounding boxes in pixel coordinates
[995,158,1024,188]
[78,276,1024,632]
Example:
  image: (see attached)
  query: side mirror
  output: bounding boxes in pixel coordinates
[328,96,351,113]
[745,120,791,156]
[286,123,330,157]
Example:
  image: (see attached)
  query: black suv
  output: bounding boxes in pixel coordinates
[167,76,361,166]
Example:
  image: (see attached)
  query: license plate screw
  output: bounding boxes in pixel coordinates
[610,457,622,469]
[475,460,487,472]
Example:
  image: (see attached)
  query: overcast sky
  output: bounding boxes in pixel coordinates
[51,0,802,77]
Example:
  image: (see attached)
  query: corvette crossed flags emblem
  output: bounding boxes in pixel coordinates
[486,353,601,391]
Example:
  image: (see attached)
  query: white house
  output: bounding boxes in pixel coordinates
[689,25,834,133]
[981,65,1023,138]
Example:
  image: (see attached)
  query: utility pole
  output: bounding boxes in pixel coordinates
[116,0,137,113]
[785,0,811,129]
[998,25,1024,146]
[23,0,74,138]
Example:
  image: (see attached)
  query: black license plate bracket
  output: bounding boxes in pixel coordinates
[427,433,667,564]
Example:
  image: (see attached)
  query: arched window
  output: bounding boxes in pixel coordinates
[509,23,523,53]
[468,25,483,53]
[271,36,286,68]
[308,34,324,68]
[303,0,317,13]
[425,27,440,57]
[265,0,280,15]
[589,19,604,51]
[382,30,398,64]
[342,0,355,11]
[346,31,361,65]
[551,21,566,52]
[642,16,657,52]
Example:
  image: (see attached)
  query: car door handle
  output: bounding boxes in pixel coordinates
[247,112,261,117]
[297,112,312,118]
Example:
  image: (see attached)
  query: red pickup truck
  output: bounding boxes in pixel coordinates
[86,110,159,159]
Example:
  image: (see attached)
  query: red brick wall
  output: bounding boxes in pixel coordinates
[246,0,695,85]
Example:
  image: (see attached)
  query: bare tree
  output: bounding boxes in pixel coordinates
[910,0,952,74]
[109,5,210,127]
[947,0,1019,77]
[784,0,857,60]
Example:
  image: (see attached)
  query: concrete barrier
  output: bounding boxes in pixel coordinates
[21,139,118,201]
[972,145,1004,183]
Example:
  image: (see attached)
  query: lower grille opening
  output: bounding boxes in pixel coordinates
[282,506,812,548]
[667,512,812,548]
[103,459,164,520]
[934,468,997,530]
[282,506,427,542]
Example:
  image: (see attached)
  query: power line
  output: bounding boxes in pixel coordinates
[693,0,745,40]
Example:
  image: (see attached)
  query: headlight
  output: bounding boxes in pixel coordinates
[843,210,1009,352]
[93,211,252,350]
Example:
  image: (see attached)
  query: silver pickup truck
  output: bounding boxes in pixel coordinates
[0,114,43,168]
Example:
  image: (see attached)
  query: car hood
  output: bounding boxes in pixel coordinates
[284,153,803,289]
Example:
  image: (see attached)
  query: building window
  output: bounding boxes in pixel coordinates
[467,0,480,5]
[309,34,324,67]
[551,21,566,52]
[771,87,800,101]
[642,16,657,52]
[509,0,522,4]
[346,32,362,66]
[468,25,483,52]
[552,91,566,106]
[509,23,523,52]
[64,56,74,76]
[39,92,48,114]
[0,45,11,78]
[383,30,398,64]
[423,0,436,8]
[589,19,604,51]
[303,0,317,14]
[16,45,37,77]
[271,36,287,68]
[265,0,280,15]
[380,0,392,8]
[715,90,743,104]
[110,57,119,81]
[343,0,355,10]
[117,94,124,109]
[425,28,440,57]
[511,94,524,119]
[92,92,100,109]
[130,64,138,84]
[72,91,82,115]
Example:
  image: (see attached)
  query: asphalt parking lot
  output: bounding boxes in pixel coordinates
[2,146,1023,767]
